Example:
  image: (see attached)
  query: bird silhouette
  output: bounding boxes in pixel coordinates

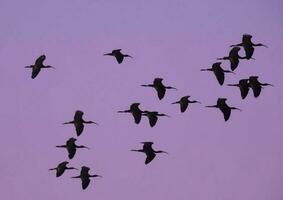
[230,34,268,59]
[217,47,246,71]
[201,62,234,85]
[172,96,201,113]
[131,142,168,165]
[63,110,98,136]
[56,137,90,159]
[141,78,177,100]
[49,161,77,177]
[248,76,273,98]
[118,103,144,124]
[142,111,169,127]
[104,49,132,64]
[227,79,250,99]
[206,98,241,121]
[25,55,55,79]
[72,166,101,190]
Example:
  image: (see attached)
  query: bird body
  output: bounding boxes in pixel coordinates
[63,110,98,136]
[49,161,77,177]
[131,142,168,165]
[141,78,177,100]
[104,49,132,64]
[56,137,89,159]
[118,103,143,124]
[25,55,54,79]
[206,98,241,121]
[172,96,201,113]
[201,62,234,85]
[72,166,101,190]
[217,47,245,71]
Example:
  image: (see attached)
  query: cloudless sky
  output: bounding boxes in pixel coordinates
[0,0,283,199]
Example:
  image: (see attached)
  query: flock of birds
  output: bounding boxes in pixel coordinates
[25,34,272,190]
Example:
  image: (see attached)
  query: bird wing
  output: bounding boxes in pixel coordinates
[68,147,76,159]
[250,84,261,98]
[115,55,124,64]
[213,69,224,85]
[82,177,91,190]
[220,105,231,121]
[132,111,142,124]
[145,152,156,165]
[35,55,45,65]
[148,114,158,127]
[180,101,189,113]
[31,66,41,79]
[156,86,166,100]
[75,122,84,136]
[239,85,250,99]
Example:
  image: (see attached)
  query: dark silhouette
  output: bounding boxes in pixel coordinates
[206,98,241,121]
[72,166,101,190]
[49,161,77,177]
[25,55,54,79]
[217,47,246,71]
[172,96,201,113]
[118,103,144,124]
[104,49,132,64]
[63,110,98,136]
[201,62,234,85]
[56,137,89,159]
[248,76,273,98]
[131,142,168,165]
[227,79,250,99]
[230,34,268,59]
[142,111,169,127]
[141,78,177,100]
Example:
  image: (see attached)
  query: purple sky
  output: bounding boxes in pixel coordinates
[1,0,283,199]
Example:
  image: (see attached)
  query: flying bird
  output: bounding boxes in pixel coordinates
[172,96,201,113]
[63,110,98,136]
[131,142,168,165]
[25,55,54,79]
[49,161,77,177]
[104,49,132,64]
[217,47,246,71]
[227,79,250,99]
[248,76,273,98]
[72,166,101,190]
[141,78,177,100]
[118,103,144,124]
[201,62,234,85]
[206,98,241,121]
[230,34,268,59]
[142,111,169,127]
[56,137,90,159]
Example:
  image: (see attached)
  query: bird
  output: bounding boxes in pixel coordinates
[201,62,234,85]
[217,47,246,71]
[172,96,201,113]
[230,34,268,59]
[25,55,55,79]
[72,166,101,190]
[206,98,241,121]
[142,111,169,127]
[131,142,168,165]
[248,76,273,98]
[49,161,77,177]
[227,79,250,99]
[141,78,177,100]
[63,110,98,136]
[104,49,132,64]
[118,103,144,124]
[56,137,90,159]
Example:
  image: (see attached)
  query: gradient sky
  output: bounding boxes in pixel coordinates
[1,0,283,199]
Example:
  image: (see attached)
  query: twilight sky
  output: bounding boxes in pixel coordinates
[1,0,283,199]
